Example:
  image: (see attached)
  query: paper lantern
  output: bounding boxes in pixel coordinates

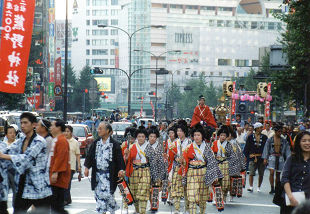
[266,95,273,102]
[260,97,265,102]
[249,96,255,102]
[232,93,239,100]
[254,94,259,100]
[244,94,249,100]
[240,95,246,101]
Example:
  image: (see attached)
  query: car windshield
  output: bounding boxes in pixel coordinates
[112,123,130,131]
[73,126,86,137]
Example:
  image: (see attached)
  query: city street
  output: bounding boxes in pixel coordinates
[7,158,280,214]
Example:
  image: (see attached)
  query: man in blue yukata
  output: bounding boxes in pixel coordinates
[0,112,52,214]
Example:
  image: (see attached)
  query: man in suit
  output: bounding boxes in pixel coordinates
[84,122,125,214]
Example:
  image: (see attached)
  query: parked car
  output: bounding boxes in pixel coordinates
[137,118,156,128]
[111,122,132,143]
[71,124,94,158]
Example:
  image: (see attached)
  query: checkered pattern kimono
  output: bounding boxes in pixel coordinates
[0,141,9,202]
[5,134,52,199]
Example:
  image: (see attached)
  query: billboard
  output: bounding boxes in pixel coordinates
[94,76,115,93]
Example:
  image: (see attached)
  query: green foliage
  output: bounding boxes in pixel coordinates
[275,1,310,111]
[174,76,221,118]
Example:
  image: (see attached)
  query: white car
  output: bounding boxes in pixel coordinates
[111,122,132,142]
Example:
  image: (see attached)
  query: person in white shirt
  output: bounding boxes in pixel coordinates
[236,127,246,151]
[64,125,81,205]
[262,123,275,139]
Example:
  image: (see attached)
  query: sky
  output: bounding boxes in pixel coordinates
[55,0,74,20]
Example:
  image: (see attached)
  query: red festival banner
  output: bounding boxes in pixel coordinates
[0,0,36,93]
[264,82,272,119]
[54,57,61,86]
[231,82,236,116]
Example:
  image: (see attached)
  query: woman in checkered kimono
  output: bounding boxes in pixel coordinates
[211,126,240,202]
[125,127,156,214]
[182,125,223,214]
[0,141,9,214]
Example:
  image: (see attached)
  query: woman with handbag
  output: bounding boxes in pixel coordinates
[281,131,310,214]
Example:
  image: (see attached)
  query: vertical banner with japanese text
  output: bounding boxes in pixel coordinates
[54,57,61,99]
[231,81,236,116]
[264,82,272,119]
[0,0,36,93]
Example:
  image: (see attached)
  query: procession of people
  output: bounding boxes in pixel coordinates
[0,94,309,214]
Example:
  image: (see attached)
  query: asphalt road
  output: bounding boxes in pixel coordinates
[7,158,280,214]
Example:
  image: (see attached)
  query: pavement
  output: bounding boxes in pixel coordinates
[7,158,280,214]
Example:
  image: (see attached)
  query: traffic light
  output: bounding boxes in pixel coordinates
[84,89,88,93]
[149,91,155,96]
[102,95,108,99]
[90,67,103,74]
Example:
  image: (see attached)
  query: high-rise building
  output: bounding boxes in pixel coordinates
[119,0,285,116]
[71,0,126,105]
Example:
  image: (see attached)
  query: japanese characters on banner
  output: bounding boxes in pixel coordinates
[27,93,41,109]
[264,83,272,119]
[0,0,36,93]
[54,57,61,99]
[48,0,55,107]
[231,82,236,116]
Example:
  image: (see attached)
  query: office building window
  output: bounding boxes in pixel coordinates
[110,49,115,55]
[92,59,108,65]
[86,10,90,16]
[226,20,233,27]
[86,20,90,25]
[235,59,249,67]
[86,30,90,36]
[277,22,282,30]
[186,5,198,10]
[92,29,108,35]
[86,59,90,65]
[111,0,118,5]
[252,60,260,67]
[92,39,108,46]
[209,20,215,27]
[86,40,90,45]
[110,59,115,65]
[251,22,258,29]
[185,70,189,75]
[111,9,119,15]
[217,20,224,27]
[86,49,90,55]
[193,71,197,76]
[268,22,275,30]
[210,72,214,76]
[92,10,108,16]
[202,72,206,76]
[170,4,182,9]
[110,39,115,45]
[92,20,108,26]
[218,7,233,11]
[87,0,90,6]
[111,29,118,35]
[92,0,107,6]
[219,72,222,76]
[218,59,232,66]
[111,19,118,25]
[201,6,215,10]
[92,49,108,55]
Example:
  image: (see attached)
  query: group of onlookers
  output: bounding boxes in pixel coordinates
[0,112,81,214]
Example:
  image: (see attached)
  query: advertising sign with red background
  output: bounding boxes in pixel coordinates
[0,0,36,93]
[264,83,272,118]
[27,94,41,109]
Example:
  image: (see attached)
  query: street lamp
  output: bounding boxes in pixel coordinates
[134,49,181,121]
[98,25,165,116]
[63,0,69,122]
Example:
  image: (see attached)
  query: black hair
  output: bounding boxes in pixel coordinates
[103,122,113,134]
[132,123,137,128]
[141,121,145,125]
[236,114,241,118]
[292,131,310,163]
[191,124,205,139]
[5,125,16,135]
[217,125,230,137]
[55,119,66,132]
[20,112,37,123]
[177,120,188,137]
[148,126,160,138]
[66,125,73,133]
[228,125,237,139]
[135,127,148,138]
[41,119,51,132]
[124,127,136,138]
[167,126,177,139]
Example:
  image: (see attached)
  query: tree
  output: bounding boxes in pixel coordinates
[177,76,221,118]
[275,1,310,115]
[70,65,100,113]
